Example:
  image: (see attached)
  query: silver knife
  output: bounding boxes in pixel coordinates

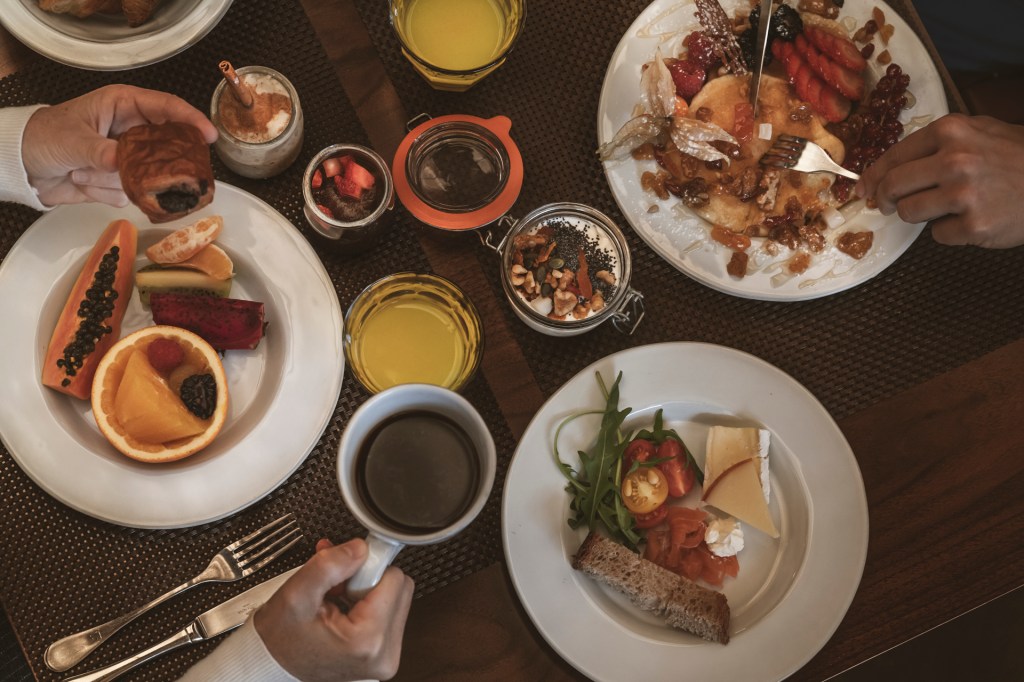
[748,0,774,117]
[65,566,299,682]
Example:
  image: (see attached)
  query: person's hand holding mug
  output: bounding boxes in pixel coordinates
[336,384,497,600]
[254,538,414,682]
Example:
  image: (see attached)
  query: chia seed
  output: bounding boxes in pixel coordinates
[542,217,619,299]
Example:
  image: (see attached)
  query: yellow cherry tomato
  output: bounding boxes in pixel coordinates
[620,466,669,514]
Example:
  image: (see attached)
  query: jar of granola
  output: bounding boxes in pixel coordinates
[483,202,644,336]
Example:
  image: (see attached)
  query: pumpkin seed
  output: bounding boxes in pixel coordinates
[548,257,564,269]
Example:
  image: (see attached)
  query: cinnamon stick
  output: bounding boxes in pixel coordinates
[219,60,254,108]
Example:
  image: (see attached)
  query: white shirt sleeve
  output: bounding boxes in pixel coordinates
[0,104,50,211]
[176,616,300,682]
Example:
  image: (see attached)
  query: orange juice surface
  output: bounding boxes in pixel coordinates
[403,0,506,71]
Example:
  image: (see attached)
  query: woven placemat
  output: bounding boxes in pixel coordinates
[0,1,515,680]
[355,0,1024,421]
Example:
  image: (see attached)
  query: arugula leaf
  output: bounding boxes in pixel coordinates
[553,371,640,549]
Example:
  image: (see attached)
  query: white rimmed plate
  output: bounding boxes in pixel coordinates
[502,342,868,681]
[0,183,343,528]
[597,0,949,300]
[0,0,233,71]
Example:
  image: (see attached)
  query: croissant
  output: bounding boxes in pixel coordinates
[121,0,163,26]
[117,122,215,224]
[36,0,119,17]
[37,0,162,25]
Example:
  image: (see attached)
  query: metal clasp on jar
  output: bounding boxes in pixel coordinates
[610,288,645,335]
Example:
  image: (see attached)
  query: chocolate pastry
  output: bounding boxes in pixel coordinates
[121,0,164,26]
[37,0,120,18]
[117,122,215,224]
[37,0,163,25]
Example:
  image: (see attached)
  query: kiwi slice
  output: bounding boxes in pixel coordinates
[135,265,232,306]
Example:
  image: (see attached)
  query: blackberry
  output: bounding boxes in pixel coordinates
[737,27,773,69]
[771,5,804,41]
[750,4,804,42]
[180,373,217,419]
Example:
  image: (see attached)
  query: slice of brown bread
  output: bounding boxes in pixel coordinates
[571,531,730,644]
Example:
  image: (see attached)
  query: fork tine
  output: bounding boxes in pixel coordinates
[239,531,304,576]
[760,155,795,169]
[778,134,807,144]
[225,513,295,552]
[232,518,300,560]
[770,140,804,154]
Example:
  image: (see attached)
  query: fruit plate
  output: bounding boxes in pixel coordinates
[597,0,949,301]
[0,0,232,71]
[0,183,344,529]
[502,342,868,682]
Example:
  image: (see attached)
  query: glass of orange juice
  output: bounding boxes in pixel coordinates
[388,0,526,91]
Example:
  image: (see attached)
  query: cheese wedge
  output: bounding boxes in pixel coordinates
[704,426,771,501]
[702,425,777,537]
[703,458,779,538]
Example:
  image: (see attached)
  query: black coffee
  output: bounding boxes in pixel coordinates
[355,410,479,534]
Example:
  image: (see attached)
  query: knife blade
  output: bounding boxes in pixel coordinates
[66,566,299,682]
[748,0,774,117]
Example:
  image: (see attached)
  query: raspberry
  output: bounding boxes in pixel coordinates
[147,338,185,374]
[667,59,706,102]
[682,31,719,71]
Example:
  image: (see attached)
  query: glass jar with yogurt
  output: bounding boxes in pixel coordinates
[210,65,304,179]
[485,203,644,336]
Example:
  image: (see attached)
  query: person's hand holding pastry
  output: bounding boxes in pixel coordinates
[21,84,217,211]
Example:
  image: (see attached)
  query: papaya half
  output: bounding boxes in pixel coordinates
[41,219,138,399]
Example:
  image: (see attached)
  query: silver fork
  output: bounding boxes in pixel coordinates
[44,513,302,672]
[760,134,861,181]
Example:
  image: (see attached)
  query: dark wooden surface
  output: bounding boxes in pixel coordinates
[1,1,1022,681]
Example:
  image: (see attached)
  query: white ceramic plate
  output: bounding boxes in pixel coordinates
[502,342,868,682]
[597,0,949,300]
[0,0,233,71]
[0,183,344,528]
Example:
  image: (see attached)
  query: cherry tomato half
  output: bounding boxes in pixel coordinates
[633,504,668,529]
[622,438,656,476]
[657,439,696,498]
[621,466,669,514]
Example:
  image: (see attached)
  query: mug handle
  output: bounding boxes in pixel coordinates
[346,533,405,600]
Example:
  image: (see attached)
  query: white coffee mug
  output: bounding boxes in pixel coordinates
[336,383,496,599]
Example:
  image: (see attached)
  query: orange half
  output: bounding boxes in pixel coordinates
[91,325,229,463]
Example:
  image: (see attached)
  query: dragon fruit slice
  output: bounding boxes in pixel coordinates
[150,293,266,350]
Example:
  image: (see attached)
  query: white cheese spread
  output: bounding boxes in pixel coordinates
[705,514,744,558]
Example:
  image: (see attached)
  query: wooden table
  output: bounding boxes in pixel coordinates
[1,2,1021,681]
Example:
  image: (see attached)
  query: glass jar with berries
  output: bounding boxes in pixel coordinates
[302,143,395,252]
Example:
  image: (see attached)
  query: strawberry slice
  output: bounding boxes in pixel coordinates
[804,25,867,72]
[316,203,334,219]
[773,40,851,123]
[795,34,864,100]
[333,174,362,199]
[816,86,852,123]
[311,168,323,189]
[322,157,342,178]
[346,161,376,191]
